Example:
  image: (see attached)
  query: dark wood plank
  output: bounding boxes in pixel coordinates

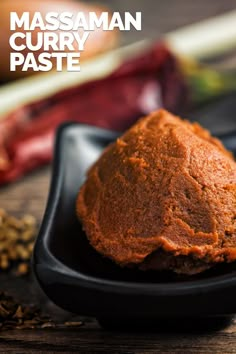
[1,0,236,352]
[1,321,236,353]
[0,167,50,220]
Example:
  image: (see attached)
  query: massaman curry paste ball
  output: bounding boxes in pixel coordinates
[76,109,236,275]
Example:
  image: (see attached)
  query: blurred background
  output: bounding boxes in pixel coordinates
[86,0,236,45]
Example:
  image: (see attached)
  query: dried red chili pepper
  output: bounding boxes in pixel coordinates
[0,42,188,184]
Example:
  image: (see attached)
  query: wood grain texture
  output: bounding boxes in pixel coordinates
[0,0,236,352]
[1,322,236,354]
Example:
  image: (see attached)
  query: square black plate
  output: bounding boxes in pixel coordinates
[33,122,236,326]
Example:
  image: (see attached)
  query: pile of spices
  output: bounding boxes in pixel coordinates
[0,292,54,330]
[0,209,37,275]
[0,292,83,330]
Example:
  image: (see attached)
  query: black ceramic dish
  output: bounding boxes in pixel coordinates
[34,116,236,328]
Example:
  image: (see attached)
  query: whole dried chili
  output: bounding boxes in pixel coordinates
[0,42,188,184]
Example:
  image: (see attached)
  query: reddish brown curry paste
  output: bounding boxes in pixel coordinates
[77,110,236,274]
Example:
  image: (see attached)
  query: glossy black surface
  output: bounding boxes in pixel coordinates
[34,114,236,322]
[189,92,236,136]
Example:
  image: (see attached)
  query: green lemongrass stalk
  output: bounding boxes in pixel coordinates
[180,58,236,105]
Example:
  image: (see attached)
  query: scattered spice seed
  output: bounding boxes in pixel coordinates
[16,263,29,276]
[0,292,53,330]
[40,322,56,329]
[0,292,84,331]
[64,321,83,327]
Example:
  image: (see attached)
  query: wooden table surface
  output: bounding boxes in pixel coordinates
[1,0,236,352]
